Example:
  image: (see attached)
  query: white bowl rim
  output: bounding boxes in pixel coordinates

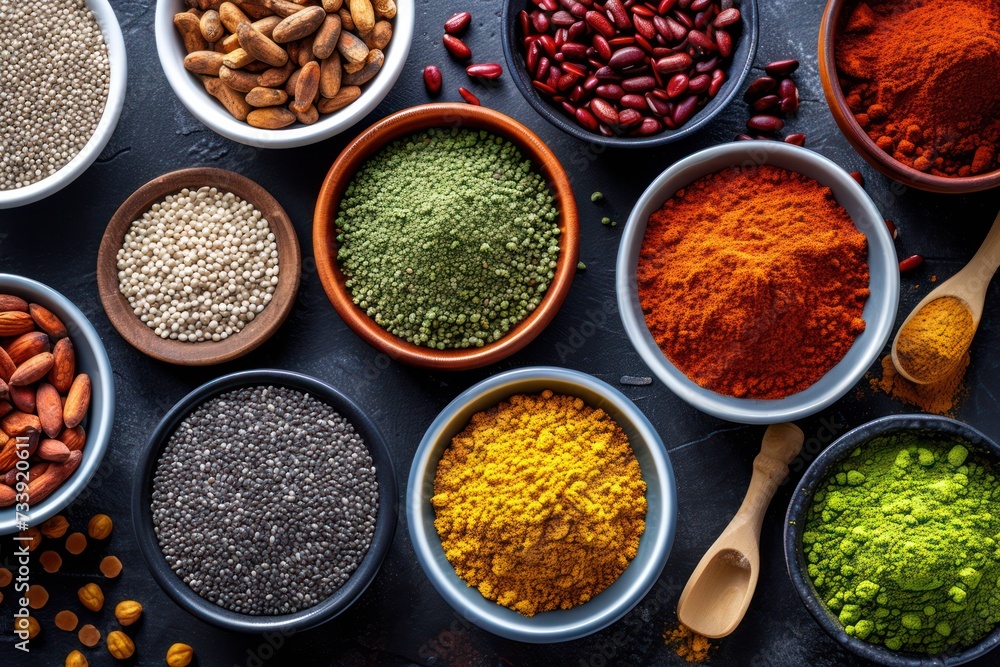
[407,365,676,643]
[616,141,899,424]
[0,0,128,209]
[0,274,116,534]
[155,0,414,149]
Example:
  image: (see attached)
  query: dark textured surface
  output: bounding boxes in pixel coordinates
[1,0,999,665]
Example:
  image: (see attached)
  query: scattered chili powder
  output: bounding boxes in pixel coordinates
[871,354,968,416]
[664,622,715,663]
[637,166,869,399]
[836,0,1000,177]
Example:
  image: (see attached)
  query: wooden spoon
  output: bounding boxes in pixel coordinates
[676,422,804,638]
[890,208,1000,384]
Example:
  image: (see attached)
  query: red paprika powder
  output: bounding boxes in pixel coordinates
[836,0,1000,177]
[637,165,870,400]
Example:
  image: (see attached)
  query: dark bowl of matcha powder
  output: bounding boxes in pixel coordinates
[313,104,580,370]
[132,369,397,633]
[785,415,1000,666]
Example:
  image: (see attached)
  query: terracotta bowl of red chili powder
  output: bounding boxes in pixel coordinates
[616,142,899,424]
[819,0,1000,193]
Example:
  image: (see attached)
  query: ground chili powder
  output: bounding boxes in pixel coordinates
[637,165,869,400]
[836,0,1000,177]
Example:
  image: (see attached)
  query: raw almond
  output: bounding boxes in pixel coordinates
[0,295,28,312]
[185,50,225,75]
[63,374,91,429]
[204,76,253,120]
[247,106,297,128]
[0,485,14,508]
[48,338,75,394]
[9,352,54,387]
[58,426,87,452]
[37,439,70,464]
[0,348,14,382]
[28,305,67,339]
[0,379,8,403]
[10,385,35,413]
[0,312,35,337]
[272,5,326,43]
[27,450,81,504]
[0,410,41,437]
[36,384,63,439]
[238,20,290,66]
[5,331,50,366]
[312,14,341,59]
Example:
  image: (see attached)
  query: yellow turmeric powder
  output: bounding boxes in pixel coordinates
[872,353,969,416]
[896,296,975,383]
[431,390,647,616]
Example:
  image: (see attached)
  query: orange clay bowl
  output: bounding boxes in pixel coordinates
[313,103,580,371]
[819,0,1000,194]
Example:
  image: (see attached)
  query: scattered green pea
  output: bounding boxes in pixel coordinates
[590,191,603,202]
[577,261,586,271]
[601,217,611,225]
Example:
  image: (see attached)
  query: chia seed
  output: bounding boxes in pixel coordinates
[150,385,379,616]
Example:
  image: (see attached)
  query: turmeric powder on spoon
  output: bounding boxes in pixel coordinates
[895,297,975,384]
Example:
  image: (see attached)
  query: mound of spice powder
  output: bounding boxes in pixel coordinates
[431,390,646,616]
[336,128,561,349]
[836,0,1000,177]
[637,165,869,399]
[151,385,379,615]
[803,435,1000,654]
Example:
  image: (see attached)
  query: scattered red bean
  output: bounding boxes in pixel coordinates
[735,133,755,140]
[444,11,472,35]
[765,59,799,77]
[443,34,472,60]
[458,87,480,105]
[423,66,442,96]
[850,170,865,186]
[784,133,806,146]
[751,94,780,112]
[466,63,503,79]
[885,219,899,239]
[517,0,741,137]
[747,115,784,132]
[743,76,777,102]
[898,255,924,272]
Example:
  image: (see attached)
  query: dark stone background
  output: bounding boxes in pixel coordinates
[2,0,998,664]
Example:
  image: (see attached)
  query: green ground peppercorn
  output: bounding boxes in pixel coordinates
[803,434,1000,655]
[336,128,561,349]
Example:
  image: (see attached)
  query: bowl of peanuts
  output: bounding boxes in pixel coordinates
[156,0,414,148]
[0,274,115,535]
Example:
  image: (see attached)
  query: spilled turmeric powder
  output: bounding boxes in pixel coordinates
[872,354,969,416]
[896,297,975,383]
[431,390,647,616]
[664,622,715,663]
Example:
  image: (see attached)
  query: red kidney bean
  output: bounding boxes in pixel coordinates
[597,83,625,99]
[765,59,799,77]
[743,76,776,101]
[713,7,740,27]
[467,63,503,79]
[635,33,654,54]
[735,133,754,140]
[666,73,688,97]
[552,10,576,25]
[885,219,898,239]
[653,52,692,74]
[443,35,472,60]
[620,93,647,109]
[850,171,864,186]
[568,85,586,102]
[556,72,576,90]
[664,16,688,40]
[583,74,600,90]
[533,80,557,94]
[690,0,712,11]
[634,14,656,39]
[687,29,716,51]
[779,79,799,112]
[560,100,577,115]
[535,0,558,10]
[605,0,632,28]
[593,34,612,60]
[716,30,732,57]
[609,46,646,68]
[708,68,725,96]
[458,87,480,105]
[561,42,588,60]
[784,133,805,146]
[561,0,587,17]
[423,65,443,95]
[585,10,616,37]
[747,114,784,132]
[622,75,656,91]
[671,9,694,29]
[533,11,551,32]
[527,41,541,72]
[539,34,557,56]
[634,116,662,135]
[694,56,718,74]
[445,11,472,35]
[536,56,551,79]
[751,94,780,112]
[618,108,643,126]
[687,73,710,93]
[569,20,587,41]
[673,94,699,125]
[898,255,923,273]
[645,92,671,116]
[590,97,620,124]
[519,10,532,37]
[658,0,677,12]
[575,106,599,129]
[632,4,655,17]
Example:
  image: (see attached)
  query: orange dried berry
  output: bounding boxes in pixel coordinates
[78,624,101,647]
[40,514,70,538]
[40,550,63,573]
[17,615,41,639]
[166,643,194,667]
[27,584,49,609]
[65,649,88,667]
[87,514,112,540]
[0,567,12,587]
[66,531,87,555]
[20,526,42,551]
[55,610,79,631]
[78,582,104,612]
[107,630,135,660]
[114,600,143,626]
[100,555,123,578]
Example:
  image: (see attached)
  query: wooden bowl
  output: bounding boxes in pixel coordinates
[819,0,1000,194]
[97,167,301,366]
[313,103,580,371]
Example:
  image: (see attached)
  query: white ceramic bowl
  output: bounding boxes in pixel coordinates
[0,274,115,535]
[0,0,127,209]
[155,0,414,148]
[616,142,899,424]
[408,367,676,643]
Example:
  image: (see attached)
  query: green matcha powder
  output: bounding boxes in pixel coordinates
[804,435,1000,654]
[336,128,561,349]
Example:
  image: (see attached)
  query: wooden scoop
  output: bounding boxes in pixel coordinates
[891,208,1000,384]
[676,422,804,638]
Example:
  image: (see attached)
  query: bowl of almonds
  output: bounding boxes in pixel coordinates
[157,0,413,148]
[0,274,115,535]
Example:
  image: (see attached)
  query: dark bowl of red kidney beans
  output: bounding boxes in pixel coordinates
[502,0,758,147]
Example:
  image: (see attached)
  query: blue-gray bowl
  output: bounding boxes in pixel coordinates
[500,0,758,148]
[784,414,1000,666]
[616,141,898,424]
[407,366,676,643]
[0,274,115,535]
[132,369,397,633]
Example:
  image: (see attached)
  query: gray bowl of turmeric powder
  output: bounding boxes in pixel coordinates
[408,366,676,643]
[785,414,1000,666]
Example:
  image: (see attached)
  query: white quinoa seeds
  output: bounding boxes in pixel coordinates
[116,187,280,343]
[0,0,111,190]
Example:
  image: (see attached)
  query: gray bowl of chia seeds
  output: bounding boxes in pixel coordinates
[132,369,397,633]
